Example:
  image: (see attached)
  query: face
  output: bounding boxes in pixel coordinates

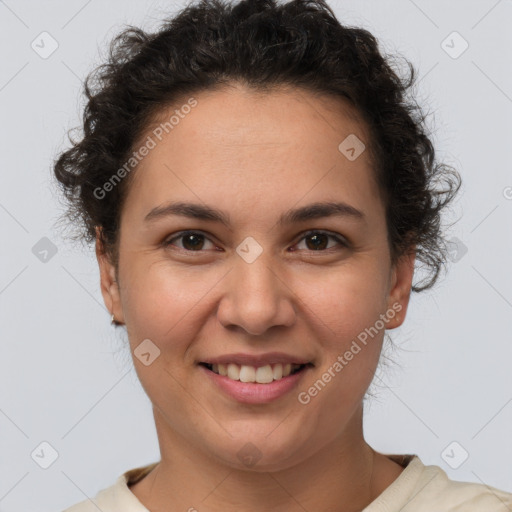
[97,84,414,472]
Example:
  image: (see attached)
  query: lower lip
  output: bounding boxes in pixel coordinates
[199,365,310,404]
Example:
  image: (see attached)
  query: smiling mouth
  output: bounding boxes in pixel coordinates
[199,362,312,384]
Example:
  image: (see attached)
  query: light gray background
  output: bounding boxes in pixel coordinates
[1,1,511,511]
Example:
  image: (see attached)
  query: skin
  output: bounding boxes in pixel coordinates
[96,83,415,512]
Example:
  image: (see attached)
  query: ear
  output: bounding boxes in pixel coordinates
[385,247,416,330]
[95,226,124,324]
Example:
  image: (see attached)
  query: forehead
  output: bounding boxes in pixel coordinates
[123,84,383,226]
[144,84,369,156]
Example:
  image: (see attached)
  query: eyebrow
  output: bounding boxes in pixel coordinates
[144,200,365,227]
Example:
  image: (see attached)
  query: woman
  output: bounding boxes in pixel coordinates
[54,0,511,510]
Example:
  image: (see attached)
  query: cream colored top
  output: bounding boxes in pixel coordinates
[62,454,512,511]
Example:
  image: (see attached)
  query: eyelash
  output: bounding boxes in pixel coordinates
[163,230,349,253]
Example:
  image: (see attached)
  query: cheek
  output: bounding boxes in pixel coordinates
[119,259,211,355]
[298,261,389,342]
[295,272,387,433]
[118,262,205,417]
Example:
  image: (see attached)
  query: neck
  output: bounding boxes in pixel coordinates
[131,403,398,512]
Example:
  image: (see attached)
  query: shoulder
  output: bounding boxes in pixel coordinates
[366,454,512,511]
[61,462,158,512]
[61,479,123,512]
[62,499,98,512]
[392,455,512,512]
[416,468,512,511]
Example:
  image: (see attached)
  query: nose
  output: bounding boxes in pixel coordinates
[216,255,296,336]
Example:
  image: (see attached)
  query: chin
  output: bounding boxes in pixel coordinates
[203,424,315,472]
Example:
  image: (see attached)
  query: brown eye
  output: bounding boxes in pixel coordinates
[164,231,215,251]
[163,229,348,254]
[293,231,348,251]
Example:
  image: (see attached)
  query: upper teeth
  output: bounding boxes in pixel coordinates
[209,363,303,383]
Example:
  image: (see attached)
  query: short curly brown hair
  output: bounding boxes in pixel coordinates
[52,0,461,292]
